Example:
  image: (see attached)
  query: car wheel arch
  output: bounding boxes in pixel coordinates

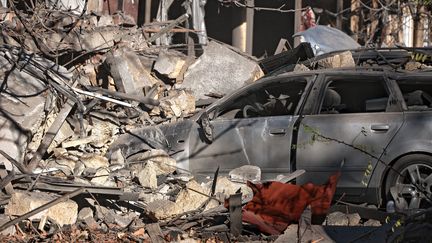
[380,151,432,204]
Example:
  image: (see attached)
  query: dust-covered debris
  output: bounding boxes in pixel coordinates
[0,2,421,242]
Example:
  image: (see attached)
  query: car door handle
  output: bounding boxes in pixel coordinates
[269,128,286,135]
[371,124,390,132]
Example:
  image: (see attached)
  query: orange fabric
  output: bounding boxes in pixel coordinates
[240,172,341,235]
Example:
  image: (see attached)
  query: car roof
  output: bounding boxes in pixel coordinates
[206,66,432,112]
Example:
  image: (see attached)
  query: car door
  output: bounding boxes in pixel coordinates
[188,75,314,179]
[296,72,404,199]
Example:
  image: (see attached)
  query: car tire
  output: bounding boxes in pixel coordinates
[385,154,432,210]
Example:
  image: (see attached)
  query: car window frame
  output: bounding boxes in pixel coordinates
[392,74,432,111]
[209,74,316,120]
[310,72,404,115]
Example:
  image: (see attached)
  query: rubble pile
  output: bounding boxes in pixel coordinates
[0,3,416,243]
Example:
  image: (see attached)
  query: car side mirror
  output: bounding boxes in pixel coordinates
[199,111,214,143]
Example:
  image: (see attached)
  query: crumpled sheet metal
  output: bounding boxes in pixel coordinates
[293,25,360,56]
[240,172,341,235]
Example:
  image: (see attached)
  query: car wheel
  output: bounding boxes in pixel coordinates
[385,154,432,210]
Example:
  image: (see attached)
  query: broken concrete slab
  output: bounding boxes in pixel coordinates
[78,207,94,221]
[113,212,136,228]
[175,180,209,214]
[90,167,115,187]
[0,55,47,170]
[145,180,214,219]
[105,47,159,95]
[80,154,110,169]
[317,51,355,68]
[137,161,158,189]
[95,205,116,224]
[205,177,252,199]
[139,192,169,204]
[154,50,187,79]
[325,211,349,226]
[293,63,311,72]
[158,90,195,118]
[5,190,78,226]
[177,41,263,100]
[146,199,179,220]
[50,121,74,152]
[0,214,16,236]
[130,149,176,175]
[229,165,261,183]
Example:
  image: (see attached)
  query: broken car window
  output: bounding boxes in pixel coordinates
[396,80,432,111]
[320,79,390,114]
[217,79,307,119]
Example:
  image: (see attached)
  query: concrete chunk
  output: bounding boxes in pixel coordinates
[229,165,261,183]
[178,41,263,100]
[0,55,46,170]
[154,50,187,79]
[78,207,94,221]
[325,211,348,226]
[146,199,179,220]
[0,214,16,236]
[347,213,361,226]
[137,161,158,189]
[175,180,209,214]
[158,90,195,118]
[105,47,158,94]
[5,191,78,226]
[205,177,252,198]
[130,149,176,175]
[317,51,355,68]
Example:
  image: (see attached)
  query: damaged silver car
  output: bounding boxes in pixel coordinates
[110,68,432,210]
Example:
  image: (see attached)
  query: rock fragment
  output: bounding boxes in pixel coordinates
[154,50,187,79]
[229,165,261,183]
[364,219,382,226]
[137,161,158,189]
[0,214,16,236]
[175,180,209,214]
[78,207,94,221]
[130,149,176,175]
[325,211,349,226]
[347,213,361,226]
[5,191,78,226]
[158,90,195,118]
[317,51,355,68]
[146,199,179,220]
[105,47,158,95]
[205,177,252,198]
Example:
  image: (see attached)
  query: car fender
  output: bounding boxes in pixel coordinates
[367,138,432,191]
